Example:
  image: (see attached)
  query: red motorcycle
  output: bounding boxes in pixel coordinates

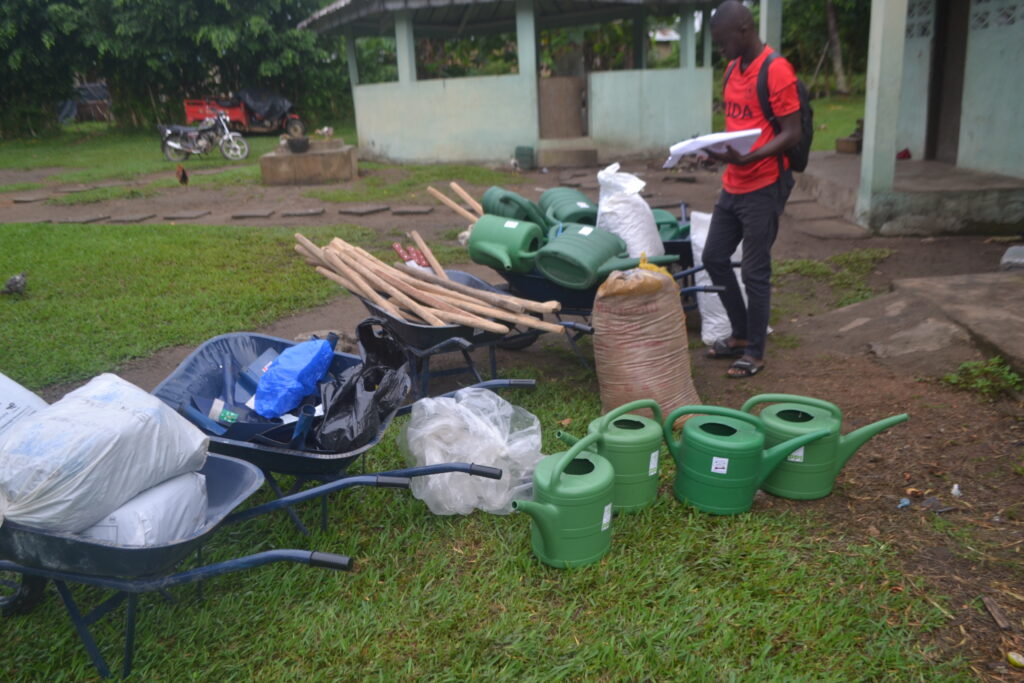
[184,88,305,137]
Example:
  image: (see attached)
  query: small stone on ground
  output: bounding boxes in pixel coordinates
[281,208,325,217]
[338,204,389,216]
[109,213,156,223]
[231,210,275,219]
[164,210,211,220]
[12,195,47,203]
[392,206,433,215]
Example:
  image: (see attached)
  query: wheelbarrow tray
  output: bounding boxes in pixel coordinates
[152,332,397,476]
[358,270,509,349]
[495,271,598,312]
[0,454,263,579]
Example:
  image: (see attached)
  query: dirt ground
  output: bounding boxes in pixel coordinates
[3,160,1023,678]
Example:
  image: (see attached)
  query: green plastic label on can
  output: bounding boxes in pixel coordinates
[602,503,612,530]
[788,447,805,463]
[649,451,659,476]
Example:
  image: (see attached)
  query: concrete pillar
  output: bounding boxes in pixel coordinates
[702,8,712,67]
[344,28,359,86]
[395,10,416,84]
[633,7,648,69]
[759,0,782,50]
[855,0,908,225]
[678,6,695,68]
[515,0,537,77]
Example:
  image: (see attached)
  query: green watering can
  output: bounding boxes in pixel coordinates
[512,432,615,568]
[663,406,830,515]
[481,186,550,227]
[741,394,909,500]
[539,187,598,225]
[652,208,690,241]
[556,399,664,513]
[534,224,678,290]
[467,214,545,273]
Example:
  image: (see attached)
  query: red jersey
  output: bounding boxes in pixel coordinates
[722,46,799,194]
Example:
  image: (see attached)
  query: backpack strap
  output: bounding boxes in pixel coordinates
[755,50,786,175]
[723,58,738,91]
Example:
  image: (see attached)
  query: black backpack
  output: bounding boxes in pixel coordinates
[723,50,813,172]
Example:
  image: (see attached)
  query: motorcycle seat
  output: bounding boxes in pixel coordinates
[164,124,197,134]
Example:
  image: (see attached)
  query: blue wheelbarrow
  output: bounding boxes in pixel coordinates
[0,453,502,677]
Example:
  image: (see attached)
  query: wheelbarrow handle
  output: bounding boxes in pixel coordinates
[469,464,503,480]
[309,552,354,571]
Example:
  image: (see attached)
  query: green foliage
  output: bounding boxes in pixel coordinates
[0,1,79,137]
[941,357,1023,401]
[780,0,871,85]
[416,33,519,79]
[354,37,398,84]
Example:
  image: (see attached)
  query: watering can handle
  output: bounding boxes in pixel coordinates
[595,399,663,433]
[740,394,842,422]
[547,432,603,491]
[663,405,763,451]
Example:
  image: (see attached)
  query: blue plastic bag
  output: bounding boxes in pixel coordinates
[254,339,334,418]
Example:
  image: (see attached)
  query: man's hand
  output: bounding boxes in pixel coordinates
[703,145,748,165]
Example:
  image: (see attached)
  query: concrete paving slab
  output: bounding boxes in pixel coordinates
[58,215,109,224]
[12,195,47,203]
[163,210,211,220]
[788,217,872,240]
[108,213,156,223]
[391,206,434,215]
[231,210,275,219]
[338,204,389,216]
[785,202,841,221]
[894,271,1024,371]
[281,208,325,217]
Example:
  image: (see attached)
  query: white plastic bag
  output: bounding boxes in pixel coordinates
[0,372,48,440]
[0,374,208,532]
[400,388,543,515]
[79,472,207,547]
[596,162,665,258]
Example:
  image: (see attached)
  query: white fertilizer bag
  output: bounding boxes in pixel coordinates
[0,373,208,533]
[0,372,48,440]
[596,162,665,258]
[690,211,743,346]
[400,388,543,515]
[79,472,207,547]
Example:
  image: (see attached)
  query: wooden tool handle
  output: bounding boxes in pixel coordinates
[395,264,561,314]
[449,182,484,216]
[408,230,448,280]
[427,186,479,223]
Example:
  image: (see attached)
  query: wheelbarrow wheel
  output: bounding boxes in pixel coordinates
[497,326,543,351]
[0,571,46,616]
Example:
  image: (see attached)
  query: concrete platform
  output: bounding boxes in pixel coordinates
[536,137,599,168]
[260,140,358,186]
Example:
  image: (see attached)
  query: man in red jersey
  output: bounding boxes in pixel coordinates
[701,0,801,378]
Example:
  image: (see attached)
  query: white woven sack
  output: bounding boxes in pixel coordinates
[596,162,665,258]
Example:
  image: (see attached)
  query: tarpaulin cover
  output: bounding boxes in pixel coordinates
[238,88,292,122]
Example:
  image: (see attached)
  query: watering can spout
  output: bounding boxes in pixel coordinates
[473,242,513,270]
[759,429,831,488]
[512,500,560,547]
[837,413,908,469]
[555,430,578,447]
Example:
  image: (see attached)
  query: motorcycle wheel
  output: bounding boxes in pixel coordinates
[285,118,306,138]
[1,571,46,617]
[162,140,190,162]
[220,135,250,161]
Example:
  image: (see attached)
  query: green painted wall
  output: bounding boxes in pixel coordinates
[588,67,713,160]
[959,3,1024,178]
[353,75,539,162]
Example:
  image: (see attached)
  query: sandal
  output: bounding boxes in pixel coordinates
[706,338,747,359]
[727,357,765,378]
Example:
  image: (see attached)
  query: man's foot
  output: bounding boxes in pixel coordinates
[706,337,748,359]
[727,356,765,378]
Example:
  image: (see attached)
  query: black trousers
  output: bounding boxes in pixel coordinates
[702,173,793,360]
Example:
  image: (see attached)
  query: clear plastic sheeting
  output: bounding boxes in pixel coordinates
[400,388,543,515]
[0,374,208,533]
[596,162,665,258]
[79,472,207,547]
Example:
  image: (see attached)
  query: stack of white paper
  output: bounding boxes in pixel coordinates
[663,128,762,168]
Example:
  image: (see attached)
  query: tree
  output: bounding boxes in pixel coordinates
[825,0,850,94]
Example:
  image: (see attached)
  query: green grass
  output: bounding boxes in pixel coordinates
[0,181,44,194]
[2,377,967,679]
[0,223,345,389]
[712,93,864,152]
[306,163,516,204]
[775,248,894,309]
[0,122,281,185]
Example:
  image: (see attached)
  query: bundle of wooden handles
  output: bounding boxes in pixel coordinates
[294,232,563,336]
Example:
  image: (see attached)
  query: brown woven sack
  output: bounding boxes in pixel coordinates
[592,269,699,421]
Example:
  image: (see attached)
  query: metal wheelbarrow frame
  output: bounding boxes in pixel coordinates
[0,453,502,677]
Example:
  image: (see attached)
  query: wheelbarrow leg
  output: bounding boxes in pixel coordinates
[123,593,138,677]
[263,471,311,535]
[52,580,113,678]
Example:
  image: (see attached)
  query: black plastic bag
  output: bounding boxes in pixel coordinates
[312,319,412,452]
